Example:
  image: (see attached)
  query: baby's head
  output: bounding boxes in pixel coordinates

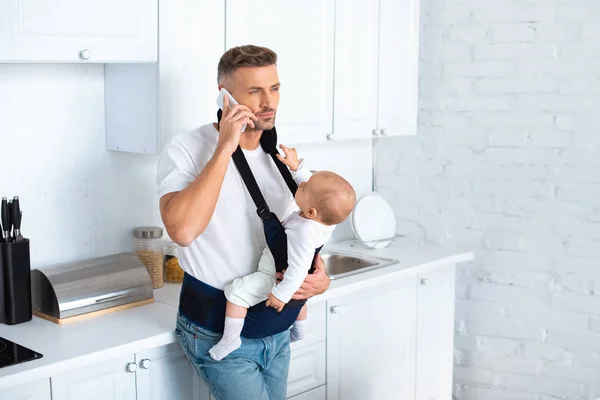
[295,171,356,226]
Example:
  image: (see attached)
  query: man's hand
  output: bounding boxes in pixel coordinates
[276,254,330,300]
[266,293,285,312]
[216,94,258,156]
[276,144,300,171]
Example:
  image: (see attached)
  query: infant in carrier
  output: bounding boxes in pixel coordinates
[209,144,356,360]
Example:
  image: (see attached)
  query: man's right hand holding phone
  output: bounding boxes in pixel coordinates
[217,95,257,156]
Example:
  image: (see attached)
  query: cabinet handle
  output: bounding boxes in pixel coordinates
[327,133,336,140]
[126,362,137,373]
[79,49,92,60]
[330,306,338,314]
[139,359,151,369]
[381,129,388,136]
[420,278,428,286]
[372,129,381,136]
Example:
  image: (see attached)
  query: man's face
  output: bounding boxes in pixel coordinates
[222,65,280,132]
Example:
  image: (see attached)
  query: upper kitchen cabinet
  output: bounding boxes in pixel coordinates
[105,0,224,154]
[333,0,420,140]
[376,0,420,137]
[0,0,157,63]
[332,0,379,141]
[225,0,334,145]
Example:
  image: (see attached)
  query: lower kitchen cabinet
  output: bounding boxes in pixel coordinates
[1,379,51,400]
[51,344,210,400]
[289,385,326,400]
[286,341,326,398]
[51,355,137,400]
[135,342,210,400]
[415,265,456,400]
[326,264,458,400]
[326,278,418,400]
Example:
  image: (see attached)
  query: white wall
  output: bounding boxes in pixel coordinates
[376,0,600,398]
[0,64,370,269]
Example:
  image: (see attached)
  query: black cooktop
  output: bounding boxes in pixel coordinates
[0,337,43,369]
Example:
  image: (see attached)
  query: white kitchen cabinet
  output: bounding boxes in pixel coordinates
[326,278,418,400]
[289,385,326,400]
[0,0,157,63]
[0,379,51,400]
[376,0,420,137]
[287,341,326,398]
[332,0,379,141]
[105,0,224,154]
[51,355,137,400]
[415,265,457,400]
[135,342,210,400]
[225,0,335,145]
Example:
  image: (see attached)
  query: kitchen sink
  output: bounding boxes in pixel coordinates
[320,250,398,280]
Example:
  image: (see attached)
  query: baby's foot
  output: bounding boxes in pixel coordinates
[209,337,241,360]
[209,317,244,360]
[290,319,307,342]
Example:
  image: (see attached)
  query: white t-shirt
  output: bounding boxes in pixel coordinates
[156,123,294,289]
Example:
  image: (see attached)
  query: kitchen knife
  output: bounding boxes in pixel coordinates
[11,196,23,242]
[1,197,10,243]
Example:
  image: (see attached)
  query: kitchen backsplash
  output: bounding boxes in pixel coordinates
[0,63,371,268]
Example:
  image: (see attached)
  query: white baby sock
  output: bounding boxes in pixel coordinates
[290,319,307,342]
[209,317,244,361]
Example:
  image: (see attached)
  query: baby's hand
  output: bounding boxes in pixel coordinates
[266,293,286,312]
[276,144,300,171]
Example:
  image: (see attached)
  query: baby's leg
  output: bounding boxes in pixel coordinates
[290,304,308,342]
[209,301,247,361]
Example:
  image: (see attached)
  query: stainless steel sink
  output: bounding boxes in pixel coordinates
[320,250,398,280]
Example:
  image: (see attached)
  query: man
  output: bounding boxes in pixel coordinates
[157,45,330,399]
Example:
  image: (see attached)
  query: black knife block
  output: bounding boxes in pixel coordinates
[0,239,32,325]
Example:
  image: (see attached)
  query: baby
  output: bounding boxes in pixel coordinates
[209,144,356,361]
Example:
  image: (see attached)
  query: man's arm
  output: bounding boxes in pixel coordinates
[159,96,257,247]
[160,148,231,246]
[275,254,330,300]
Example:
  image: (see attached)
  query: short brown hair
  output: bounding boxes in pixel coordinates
[311,172,357,226]
[217,45,278,85]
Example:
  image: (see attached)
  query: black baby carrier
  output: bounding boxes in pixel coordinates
[178,110,320,339]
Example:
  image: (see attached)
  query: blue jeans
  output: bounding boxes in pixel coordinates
[175,313,291,400]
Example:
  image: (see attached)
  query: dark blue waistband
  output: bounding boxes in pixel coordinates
[179,272,305,339]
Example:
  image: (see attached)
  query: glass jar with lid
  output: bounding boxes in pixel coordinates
[164,239,185,283]
[133,226,164,289]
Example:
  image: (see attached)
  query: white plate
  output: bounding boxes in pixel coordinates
[351,194,396,249]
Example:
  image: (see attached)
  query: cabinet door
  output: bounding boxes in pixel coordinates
[225,0,334,145]
[332,0,379,141]
[135,342,210,400]
[415,265,456,400]
[0,379,51,400]
[51,355,137,400]
[377,0,420,136]
[288,385,326,400]
[327,278,418,400]
[105,0,225,154]
[0,0,157,63]
[158,0,225,143]
[287,341,326,398]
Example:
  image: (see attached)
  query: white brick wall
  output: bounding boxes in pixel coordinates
[375,0,600,398]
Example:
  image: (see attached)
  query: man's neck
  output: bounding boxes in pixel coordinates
[239,130,262,151]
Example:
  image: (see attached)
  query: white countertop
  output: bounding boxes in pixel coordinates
[0,240,473,390]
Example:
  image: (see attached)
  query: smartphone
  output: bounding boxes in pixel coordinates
[216,88,246,132]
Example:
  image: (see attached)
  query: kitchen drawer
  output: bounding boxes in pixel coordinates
[288,384,326,400]
[287,341,326,398]
[290,301,326,351]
